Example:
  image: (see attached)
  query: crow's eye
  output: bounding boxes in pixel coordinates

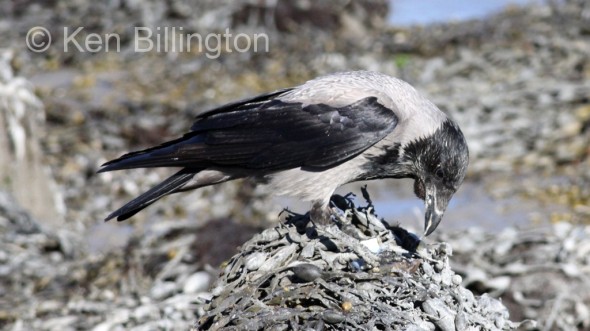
[435,167,444,179]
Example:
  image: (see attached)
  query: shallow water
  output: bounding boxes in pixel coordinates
[277,177,559,234]
[87,176,559,253]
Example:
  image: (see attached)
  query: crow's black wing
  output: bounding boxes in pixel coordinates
[100,95,398,172]
[99,89,292,172]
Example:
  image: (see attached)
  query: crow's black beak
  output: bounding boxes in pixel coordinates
[424,183,451,236]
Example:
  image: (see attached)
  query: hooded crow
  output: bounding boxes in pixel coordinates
[99,71,469,236]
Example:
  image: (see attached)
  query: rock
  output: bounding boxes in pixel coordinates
[132,304,160,323]
[360,237,381,253]
[244,252,268,271]
[150,281,178,300]
[110,308,131,324]
[43,316,78,331]
[91,321,118,331]
[182,272,212,294]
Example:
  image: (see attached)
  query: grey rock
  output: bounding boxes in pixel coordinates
[91,321,117,331]
[182,271,212,294]
[150,281,178,300]
[43,316,78,331]
[111,308,131,324]
[244,252,268,270]
[132,304,161,323]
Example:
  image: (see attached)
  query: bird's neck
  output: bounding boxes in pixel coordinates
[361,143,416,180]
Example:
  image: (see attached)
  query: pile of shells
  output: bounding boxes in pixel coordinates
[195,191,532,330]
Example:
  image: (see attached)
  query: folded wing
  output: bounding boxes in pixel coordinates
[100,93,398,173]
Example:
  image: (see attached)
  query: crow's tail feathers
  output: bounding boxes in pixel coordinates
[105,168,198,222]
[97,133,208,173]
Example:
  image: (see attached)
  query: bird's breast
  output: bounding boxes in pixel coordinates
[266,155,367,205]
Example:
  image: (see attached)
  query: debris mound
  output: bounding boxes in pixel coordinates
[195,190,532,330]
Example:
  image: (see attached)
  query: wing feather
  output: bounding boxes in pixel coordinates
[100,94,398,173]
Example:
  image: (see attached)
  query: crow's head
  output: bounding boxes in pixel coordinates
[403,119,469,236]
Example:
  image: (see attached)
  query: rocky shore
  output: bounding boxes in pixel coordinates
[0,0,589,330]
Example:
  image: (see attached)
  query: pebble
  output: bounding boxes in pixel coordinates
[360,237,381,254]
[321,310,345,324]
[92,321,118,331]
[182,271,212,294]
[43,316,78,331]
[150,281,178,300]
[291,263,323,282]
[36,300,62,314]
[486,276,511,293]
[244,252,268,271]
[110,308,131,324]
[132,304,161,323]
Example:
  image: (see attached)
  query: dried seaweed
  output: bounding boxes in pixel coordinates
[195,192,532,330]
